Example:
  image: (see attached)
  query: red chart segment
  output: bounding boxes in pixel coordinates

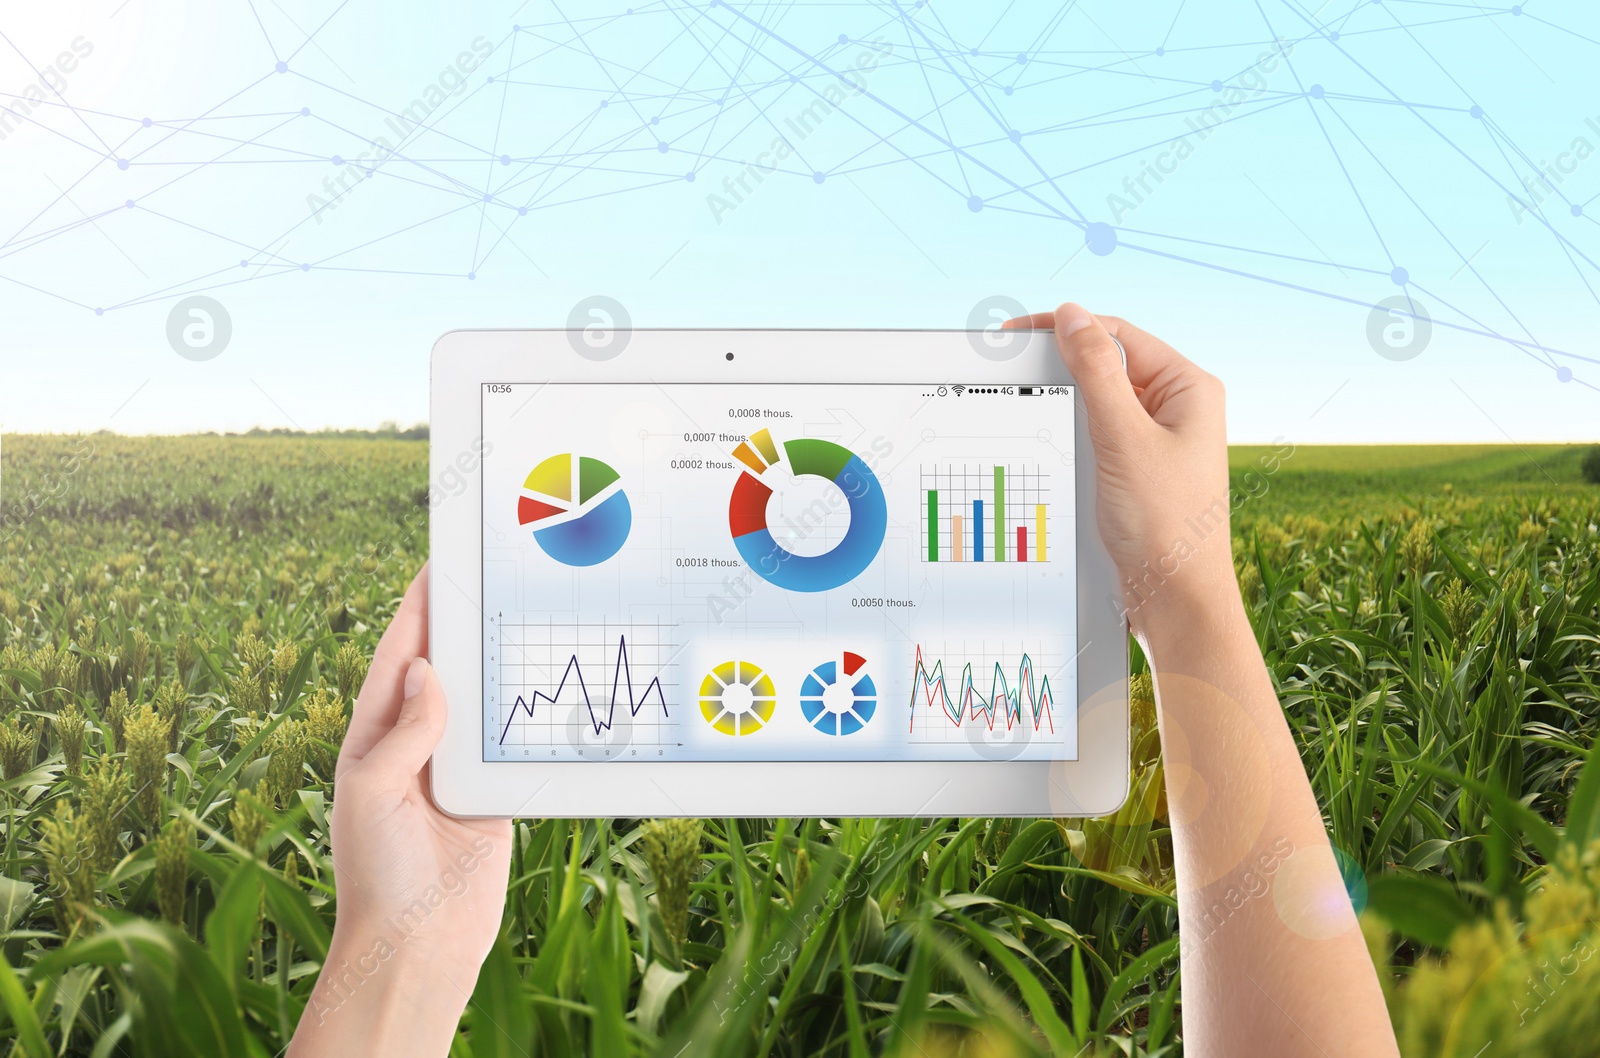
[728,472,772,538]
[518,496,565,524]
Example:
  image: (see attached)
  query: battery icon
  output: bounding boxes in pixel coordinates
[1017,386,1043,396]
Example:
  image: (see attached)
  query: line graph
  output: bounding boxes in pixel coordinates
[498,635,668,742]
[907,644,1057,740]
[492,617,678,756]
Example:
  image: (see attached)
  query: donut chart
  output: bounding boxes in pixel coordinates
[517,453,632,566]
[698,659,777,736]
[800,651,877,735]
[727,429,887,592]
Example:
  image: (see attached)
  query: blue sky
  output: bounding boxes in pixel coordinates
[0,0,1596,443]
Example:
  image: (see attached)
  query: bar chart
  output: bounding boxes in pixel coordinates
[919,463,1051,564]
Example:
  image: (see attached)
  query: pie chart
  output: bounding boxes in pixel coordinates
[698,660,777,736]
[517,453,632,566]
[800,651,877,735]
[726,428,887,592]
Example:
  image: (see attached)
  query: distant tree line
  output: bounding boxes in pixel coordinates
[210,421,429,440]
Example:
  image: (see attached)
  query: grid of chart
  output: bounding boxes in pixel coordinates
[919,463,1051,564]
[491,616,680,760]
[905,642,1061,745]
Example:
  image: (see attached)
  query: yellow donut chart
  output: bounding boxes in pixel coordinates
[699,660,777,736]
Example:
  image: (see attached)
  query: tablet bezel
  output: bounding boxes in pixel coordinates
[429,328,1129,817]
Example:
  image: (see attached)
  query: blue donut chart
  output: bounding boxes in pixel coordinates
[800,651,878,735]
[727,436,887,593]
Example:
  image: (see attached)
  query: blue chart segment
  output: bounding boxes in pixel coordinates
[497,631,670,746]
[727,431,887,593]
[532,491,631,566]
[907,645,1056,735]
[800,651,878,736]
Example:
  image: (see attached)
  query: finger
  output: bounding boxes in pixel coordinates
[1098,315,1223,433]
[347,657,446,799]
[1052,303,1147,433]
[343,563,430,765]
[1009,311,1193,392]
[1097,315,1197,392]
[1003,310,1144,401]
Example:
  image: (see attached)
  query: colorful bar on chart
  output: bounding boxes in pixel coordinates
[974,500,984,562]
[748,428,780,465]
[927,490,939,561]
[993,466,1005,561]
[952,514,964,561]
[1017,526,1028,561]
[731,441,766,475]
[1036,504,1047,562]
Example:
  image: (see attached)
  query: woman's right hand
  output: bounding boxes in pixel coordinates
[1008,303,1399,1057]
[1005,304,1236,627]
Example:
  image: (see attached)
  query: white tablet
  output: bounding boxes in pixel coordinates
[429,328,1128,817]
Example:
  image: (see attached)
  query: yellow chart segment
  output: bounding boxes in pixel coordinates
[749,428,779,464]
[730,428,781,475]
[698,659,777,736]
[523,453,572,501]
[731,442,765,475]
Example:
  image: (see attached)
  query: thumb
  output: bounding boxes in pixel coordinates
[353,657,446,797]
[1053,303,1145,433]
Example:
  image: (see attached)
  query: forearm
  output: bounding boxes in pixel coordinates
[1138,564,1398,1057]
[289,926,478,1058]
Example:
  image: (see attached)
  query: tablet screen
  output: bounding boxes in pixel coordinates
[479,381,1078,764]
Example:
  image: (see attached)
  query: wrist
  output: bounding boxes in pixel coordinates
[295,926,481,1054]
[1122,550,1244,638]
[327,915,488,989]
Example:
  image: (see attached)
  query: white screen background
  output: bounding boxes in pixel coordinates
[480,382,1078,764]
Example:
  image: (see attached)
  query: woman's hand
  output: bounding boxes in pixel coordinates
[1010,303,1399,1057]
[1005,304,1235,626]
[290,564,513,1057]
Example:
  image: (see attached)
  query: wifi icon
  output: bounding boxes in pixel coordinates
[951,384,966,396]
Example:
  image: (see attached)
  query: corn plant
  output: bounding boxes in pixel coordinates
[0,435,1592,1056]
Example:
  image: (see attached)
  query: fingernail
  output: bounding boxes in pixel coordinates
[404,657,428,699]
[1057,303,1094,336]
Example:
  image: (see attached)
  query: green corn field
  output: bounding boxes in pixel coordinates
[0,434,1596,1057]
